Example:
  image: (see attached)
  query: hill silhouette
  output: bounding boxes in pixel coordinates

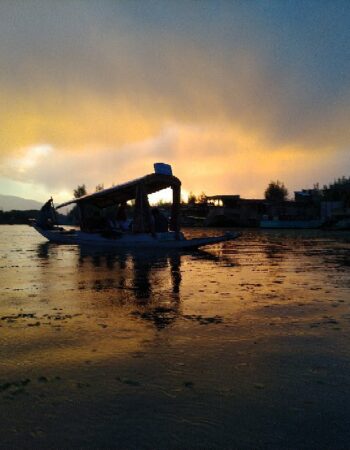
[0,194,42,211]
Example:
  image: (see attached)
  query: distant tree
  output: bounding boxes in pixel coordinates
[95,183,104,192]
[74,184,87,199]
[188,191,197,205]
[264,181,288,202]
[155,199,171,207]
[323,176,350,204]
[68,184,87,224]
[197,192,207,204]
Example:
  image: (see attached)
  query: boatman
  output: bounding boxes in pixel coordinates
[152,208,169,232]
[116,201,129,231]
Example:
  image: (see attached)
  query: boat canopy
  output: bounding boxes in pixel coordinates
[56,173,181,210]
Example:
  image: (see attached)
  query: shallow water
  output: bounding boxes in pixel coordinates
[1,225,350,448]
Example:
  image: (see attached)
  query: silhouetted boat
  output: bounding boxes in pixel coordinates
[31,164,240,249]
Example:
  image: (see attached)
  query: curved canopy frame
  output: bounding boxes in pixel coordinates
[56,173,181,210]
[55,172,181,237]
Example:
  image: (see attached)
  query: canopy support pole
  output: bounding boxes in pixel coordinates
[133,184,155,235]
[77,202,86,231]
[170,185,181,239]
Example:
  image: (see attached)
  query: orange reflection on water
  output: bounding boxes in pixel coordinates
[1,226,350,448]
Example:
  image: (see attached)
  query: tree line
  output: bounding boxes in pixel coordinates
[0,176,348,225]
[265,177,350,204]
[71,176,350,206]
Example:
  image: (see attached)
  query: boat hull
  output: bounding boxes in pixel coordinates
[32,225,240,249]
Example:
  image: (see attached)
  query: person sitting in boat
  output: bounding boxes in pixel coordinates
[85,211,106,232]
[116,201,129,231]
[152,208,169,232]
[107,213,117,232]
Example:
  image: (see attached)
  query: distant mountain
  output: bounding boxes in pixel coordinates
[0,194,43,211]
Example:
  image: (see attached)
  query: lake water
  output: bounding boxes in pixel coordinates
[1,225,350,448]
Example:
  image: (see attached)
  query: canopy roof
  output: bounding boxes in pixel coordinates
[56,173,181,209]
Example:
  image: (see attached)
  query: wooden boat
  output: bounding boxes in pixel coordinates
[31,165,240,249]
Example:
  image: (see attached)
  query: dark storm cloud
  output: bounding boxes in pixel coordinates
[0,0,349,199]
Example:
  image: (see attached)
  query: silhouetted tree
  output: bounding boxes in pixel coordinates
[188,191,197,205]
[323,176,350,205]
[197,192,207,204]
[155,199,171,207]
[69,184,87,224]
[264,181,288,202]
[74,184,87,199]
[95,183,104,192]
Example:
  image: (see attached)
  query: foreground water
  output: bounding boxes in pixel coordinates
[1,225,350,449]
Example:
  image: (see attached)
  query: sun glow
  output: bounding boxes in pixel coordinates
[148,187,189,205]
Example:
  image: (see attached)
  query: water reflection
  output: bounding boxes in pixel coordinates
[35,243,224,329]
[264,242,287,260]
[36,242,51,259]
[2,228,350,450]
[79,249,183,329]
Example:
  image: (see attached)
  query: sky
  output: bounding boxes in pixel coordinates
[0,0,349,204]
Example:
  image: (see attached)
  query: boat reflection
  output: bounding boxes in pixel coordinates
[36,242,51,259]
[36,243,227,329]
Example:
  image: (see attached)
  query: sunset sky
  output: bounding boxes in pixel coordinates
[0,0,349,204]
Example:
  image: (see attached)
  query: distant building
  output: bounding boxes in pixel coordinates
[207,195,240,208]
[294,188,322,204]
[206,190,323,228]
[320,201,344,220]
[206,195,265,227]
[187,183,349,229]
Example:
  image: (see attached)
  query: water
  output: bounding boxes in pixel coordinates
[1,225,350,448]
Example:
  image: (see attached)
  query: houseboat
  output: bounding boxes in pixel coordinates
[31,164,240,249]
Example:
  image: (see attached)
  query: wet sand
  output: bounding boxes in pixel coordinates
[1,225,350,449]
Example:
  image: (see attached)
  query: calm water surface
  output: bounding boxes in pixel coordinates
[1,225,350,449]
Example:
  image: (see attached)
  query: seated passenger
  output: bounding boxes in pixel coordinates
[152,208,169,232]
[86,211,105,232]
[116,201,129,231]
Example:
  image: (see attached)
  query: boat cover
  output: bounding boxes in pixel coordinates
[56,173,181,209]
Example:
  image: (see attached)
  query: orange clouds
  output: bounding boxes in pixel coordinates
[1,122,342,203]
[0,1,349,201]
